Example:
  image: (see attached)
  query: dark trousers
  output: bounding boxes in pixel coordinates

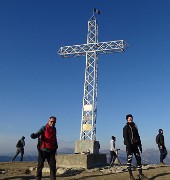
[126,145,141,170]
[110,151,117,165]
[12,148,24,161]
[159,147,167,163]
[36,150,56,180]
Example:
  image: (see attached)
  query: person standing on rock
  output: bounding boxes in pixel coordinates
[123,114,148,180]
[156,129,167,165]
[30,116,58,180]
[11,136,25,161]
[109,136,117,166]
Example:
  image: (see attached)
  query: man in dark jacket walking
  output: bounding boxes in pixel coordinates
[11,136,25,161]
[156,129,167,164]
[123,114,148,180]
[30,116,58,180]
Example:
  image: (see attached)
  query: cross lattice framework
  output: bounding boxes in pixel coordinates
[58,13,128,141]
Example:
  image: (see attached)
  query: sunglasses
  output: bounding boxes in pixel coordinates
[49,121,56,124]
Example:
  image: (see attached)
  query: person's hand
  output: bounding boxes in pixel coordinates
[126,145,132,154]
[139,146,142,153]
[30,133,36,139]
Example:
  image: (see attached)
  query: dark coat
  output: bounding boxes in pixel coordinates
[156,133,165,147]
[123,122,142,147]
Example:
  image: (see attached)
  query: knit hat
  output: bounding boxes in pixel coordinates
[126,114,133,120]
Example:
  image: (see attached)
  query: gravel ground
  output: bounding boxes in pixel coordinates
[1,162,170,180]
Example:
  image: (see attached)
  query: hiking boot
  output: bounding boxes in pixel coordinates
[128,169,135,180]
[129,175,135,180]
[138,174,148,180]
[160,162,165,165]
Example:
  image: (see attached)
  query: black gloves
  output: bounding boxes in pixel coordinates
[139,145,142,153]
[30,133,36,139]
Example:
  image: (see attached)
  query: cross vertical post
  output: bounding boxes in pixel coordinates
[80,15,98,141]
[58,10,128,154]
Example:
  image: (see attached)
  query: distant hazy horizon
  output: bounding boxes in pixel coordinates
[1,148,170,166]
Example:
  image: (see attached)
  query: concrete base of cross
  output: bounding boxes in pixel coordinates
[56,153,107,169]
[74,140,100,154]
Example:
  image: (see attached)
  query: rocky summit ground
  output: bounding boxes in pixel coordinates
[0,162,170,180]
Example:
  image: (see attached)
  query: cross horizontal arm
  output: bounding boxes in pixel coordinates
[58,40,128,58]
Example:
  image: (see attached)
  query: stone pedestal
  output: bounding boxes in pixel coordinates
[56,154,107,169]
[74,140,100,154]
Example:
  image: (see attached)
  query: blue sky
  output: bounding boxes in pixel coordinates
[1,0,170,155]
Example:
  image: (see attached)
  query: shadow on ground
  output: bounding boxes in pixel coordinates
[1,175,48,180]
[150,172,170,180]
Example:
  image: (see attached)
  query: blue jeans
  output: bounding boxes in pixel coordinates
[12,148,24,161]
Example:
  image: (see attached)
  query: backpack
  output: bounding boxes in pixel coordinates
[16,140,22,148]
[156,134,160,144]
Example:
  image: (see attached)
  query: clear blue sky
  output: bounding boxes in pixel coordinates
[1,0,170,155]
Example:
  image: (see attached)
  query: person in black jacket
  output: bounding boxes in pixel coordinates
[11,136,25,161]
[156,129,167,164]
[123,114,148,180]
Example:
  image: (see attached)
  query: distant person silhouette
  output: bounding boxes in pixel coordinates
[30,116,58,180]
[109,136,117,166]
[11,136,25,161]
[156,129,167,165]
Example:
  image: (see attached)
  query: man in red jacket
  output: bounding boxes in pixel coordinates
[30,116,58,180]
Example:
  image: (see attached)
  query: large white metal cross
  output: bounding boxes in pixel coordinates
[58,11,128,141]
